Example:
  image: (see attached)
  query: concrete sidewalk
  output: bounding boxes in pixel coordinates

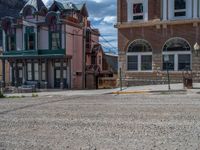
[3,83,200,97]
[111,83,200,94]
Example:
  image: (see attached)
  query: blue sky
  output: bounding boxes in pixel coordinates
[42,0,117,53]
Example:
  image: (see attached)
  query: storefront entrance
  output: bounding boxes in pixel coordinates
[54,62,68,88]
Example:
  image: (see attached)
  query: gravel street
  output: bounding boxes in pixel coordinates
[1,92,200,149]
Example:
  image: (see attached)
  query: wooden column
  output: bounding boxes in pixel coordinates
[22,60,26,84]
[2,59,5,88]
[38,59,42,89]
[44,59,48,89]
[69,59,71,89]
[14,61,18,87]
[60,59,64,89]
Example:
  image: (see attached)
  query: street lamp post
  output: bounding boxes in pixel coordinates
[194,42,200,56]
[164,55,171,90]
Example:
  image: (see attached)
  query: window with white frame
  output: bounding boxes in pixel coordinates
[163,38,191,71]
[174,0,186,17]
[133,3,144,20]
[127,0,148,21]
[34,63,39,81]
[42,63,46,81]
[127,40,152,71]
[27,63,32,81]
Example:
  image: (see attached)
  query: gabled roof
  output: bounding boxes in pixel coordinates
[49,1,88,17]
[20,0,46,14]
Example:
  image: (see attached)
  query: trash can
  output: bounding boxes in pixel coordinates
[183,71,193,89]
[183,77,193,89]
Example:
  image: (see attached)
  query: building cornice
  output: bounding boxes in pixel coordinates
[114,19,200,29]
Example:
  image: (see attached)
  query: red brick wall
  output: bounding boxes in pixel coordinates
[148,0,161,20]
[118,24,200,53]
[117,0,161,22]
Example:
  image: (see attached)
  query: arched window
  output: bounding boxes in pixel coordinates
[162,37,191,71]
[127,39,152,71]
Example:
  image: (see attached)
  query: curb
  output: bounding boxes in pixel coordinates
[111,90,150,94]
[111,89,187,95]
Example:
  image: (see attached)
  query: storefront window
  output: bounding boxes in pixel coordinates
[163,38,191,71]
[127,39,152,71]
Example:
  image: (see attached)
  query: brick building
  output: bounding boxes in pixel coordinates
[115,0,200,86]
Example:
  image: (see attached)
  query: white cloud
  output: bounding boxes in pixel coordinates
[102,16,116,24]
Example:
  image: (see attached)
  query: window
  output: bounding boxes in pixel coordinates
[27,63,40,81]
[162,38,191,71]
[51,32,60,49]
[34,63,39,81]
[127,55,138,70]
[42,63,46,81]
[174,0,186,17]
[141,55,152,70]
[25,27,35,50]
[6,28,16,51]
[133,3,143,20]
[27,63,32,81]
[127,40,152,71]
[178,54,191,70]
[49,18,61,50]
[163,55,175,70]
[86,29,91,49]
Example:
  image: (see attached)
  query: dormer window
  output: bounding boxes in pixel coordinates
[133,3,143,20]
[174,0,186,17]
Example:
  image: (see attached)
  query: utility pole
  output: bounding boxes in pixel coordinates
[120,68,122,91]
[82,28,86,89]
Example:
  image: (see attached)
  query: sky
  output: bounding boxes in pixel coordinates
[42,0,117,53]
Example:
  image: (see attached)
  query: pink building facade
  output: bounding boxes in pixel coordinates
[0,0,102,89]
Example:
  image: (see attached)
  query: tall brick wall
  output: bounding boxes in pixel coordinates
[117,0,161,22]
[118,23,200,85]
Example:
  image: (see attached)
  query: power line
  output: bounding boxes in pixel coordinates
[90,24,117,53]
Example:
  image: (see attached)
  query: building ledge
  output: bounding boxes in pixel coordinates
[1,49,67,59]
[114,19,200,29]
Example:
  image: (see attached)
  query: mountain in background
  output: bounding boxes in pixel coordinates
[0,0,26,18]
